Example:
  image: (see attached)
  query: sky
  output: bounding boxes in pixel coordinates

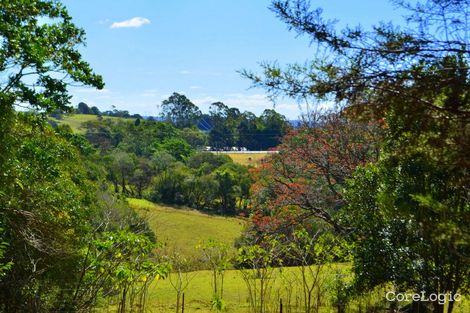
[62,0,406,119]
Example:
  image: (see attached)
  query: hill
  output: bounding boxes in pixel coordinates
[128,198,245,261]
[51,114,127,134]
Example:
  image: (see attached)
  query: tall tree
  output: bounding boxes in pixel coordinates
[0,1,103,311]
[159,92,202,128]
[208,102,236,149]
[0,0,103,183]
[256,109,289,150]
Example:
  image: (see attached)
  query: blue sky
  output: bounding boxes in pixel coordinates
[63,0,405,119]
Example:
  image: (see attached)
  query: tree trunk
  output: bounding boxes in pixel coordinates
[448,300,455,313]
[121,177,128,194]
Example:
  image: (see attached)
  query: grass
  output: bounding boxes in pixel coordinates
[217,152,273,166]
[52,114,124,134]
[107,264,470,313]
[128,198,245,260]
[145,264,350,313]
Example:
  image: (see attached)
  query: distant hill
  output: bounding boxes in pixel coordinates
[49,114,128,134]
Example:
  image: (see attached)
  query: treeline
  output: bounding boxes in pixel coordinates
[75,102,143,118]
[159,92,290,151]
[71,92,290,151]
[80,117,251,215]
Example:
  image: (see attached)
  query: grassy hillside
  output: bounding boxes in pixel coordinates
[51,114,124,134]
[128,198,245,260]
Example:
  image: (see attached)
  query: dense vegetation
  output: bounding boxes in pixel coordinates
[70,95,290,151]
[0,1,165,311]
[67,115,251,215]
[239,1,470,313]
[0,0,469,313]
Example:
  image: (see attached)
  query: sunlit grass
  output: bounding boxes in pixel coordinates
[128,198,245,261]
[219,152,272,166]
[51,114,124,134]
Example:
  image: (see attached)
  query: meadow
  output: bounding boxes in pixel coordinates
[51,114,125,134]
[215,152,274,166]
[128,198,245,261]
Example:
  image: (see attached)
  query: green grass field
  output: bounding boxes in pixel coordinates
[106,265,470,313]
[52,114,124,134]
[128,198,245,260]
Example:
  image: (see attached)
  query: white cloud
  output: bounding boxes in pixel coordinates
[190,86,202,90]
[110,17,151,29]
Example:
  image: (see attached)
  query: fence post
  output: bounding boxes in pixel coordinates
[280,298,283,313]
[182,292,185,313]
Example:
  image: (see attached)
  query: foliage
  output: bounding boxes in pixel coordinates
[343,151,470,312]
[236,237,285,313]
[157,137,194,161]
[197,239,232,310]
[207,102,290,150]
[245,112,381,243]
[0,0,103,113]
[88,230,170,313]
[160,92,202,128]
[0,117,96,312]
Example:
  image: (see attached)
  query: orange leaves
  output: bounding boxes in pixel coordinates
[248,113,382,232]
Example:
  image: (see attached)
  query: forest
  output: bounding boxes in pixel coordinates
[0,0,469,313]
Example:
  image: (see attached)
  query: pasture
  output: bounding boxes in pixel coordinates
[128,198,245,261]
[51,114,125,134]
[216,152,275,166]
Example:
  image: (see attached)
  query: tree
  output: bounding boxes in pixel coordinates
[77,230,169,313]
[236,236,285,313]
[214,162,251,215]
[166,252,197,313]
[130,158,154,198]
[197,239,232,310]
[0,0,103,108]
[0,0,103,195]
[77,102,92,114]
[180,127,208,149]
[237,111,259,150]
[208,102,236,149]
[156,137,193,161]
[159,92,202,128]
[249,113,381,234]
[0,1,103,310]
[0,118,97,312]
[109,151,137,195]
[183,174,219,210]
[256,109,289,150]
